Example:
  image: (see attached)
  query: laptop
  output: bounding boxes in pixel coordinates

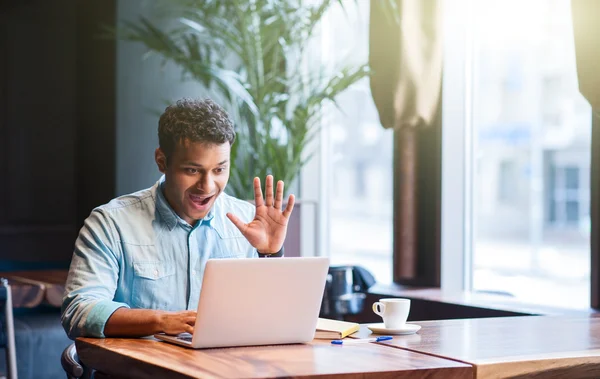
[154,256,330,349]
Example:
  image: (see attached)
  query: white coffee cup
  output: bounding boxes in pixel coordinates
[372,298,411,329]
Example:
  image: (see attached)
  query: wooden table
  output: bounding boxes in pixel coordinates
[354,315,600,378]
[0,270,68,308]
[76,336,472,379]
[76,315,600,378]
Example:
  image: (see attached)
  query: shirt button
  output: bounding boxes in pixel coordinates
[154,269,159,278]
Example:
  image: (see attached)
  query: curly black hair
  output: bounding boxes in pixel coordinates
[158,98,236,161]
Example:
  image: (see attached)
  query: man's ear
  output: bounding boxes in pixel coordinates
[155,148,167,173]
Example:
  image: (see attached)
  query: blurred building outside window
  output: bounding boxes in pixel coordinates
[466,0,591,307]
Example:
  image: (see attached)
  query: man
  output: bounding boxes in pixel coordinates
[61,98,295,340]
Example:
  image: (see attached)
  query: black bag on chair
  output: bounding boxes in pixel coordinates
[320,265,376,319]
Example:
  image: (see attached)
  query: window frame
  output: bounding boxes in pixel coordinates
[439,0,473,292]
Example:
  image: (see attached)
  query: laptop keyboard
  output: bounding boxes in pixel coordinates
[178,335,193,342]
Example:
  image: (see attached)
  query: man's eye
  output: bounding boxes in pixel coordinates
[215,168,224,174]
[185,168,198,174]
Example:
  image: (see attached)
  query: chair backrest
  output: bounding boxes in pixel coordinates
[0,283,6,349]
[61,343,88,379]
[0,278,17,379]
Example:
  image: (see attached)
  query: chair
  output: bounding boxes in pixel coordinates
[0,278,17,379]
[61,343,91,379]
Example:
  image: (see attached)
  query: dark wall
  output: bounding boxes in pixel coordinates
[1,0,300,266]
[0,0,117,266]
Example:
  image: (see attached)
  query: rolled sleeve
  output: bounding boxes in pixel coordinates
[85,299,130,337]
[61,209,127,339]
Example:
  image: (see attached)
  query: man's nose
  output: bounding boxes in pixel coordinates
[196,174,215,193]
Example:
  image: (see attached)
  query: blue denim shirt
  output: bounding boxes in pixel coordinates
[61,177,256,339]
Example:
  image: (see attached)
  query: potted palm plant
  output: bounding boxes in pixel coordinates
[117,0,369,199]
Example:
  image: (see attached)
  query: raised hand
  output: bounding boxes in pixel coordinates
[226,175,295,254]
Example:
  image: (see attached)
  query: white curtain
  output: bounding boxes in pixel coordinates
[369,0,442,130]
[572,0,600,112]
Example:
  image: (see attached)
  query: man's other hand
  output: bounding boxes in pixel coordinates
[104,308,197,337]
[158,310,197,335]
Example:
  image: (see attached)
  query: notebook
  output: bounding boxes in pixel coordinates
[154,257,330,349]
[314,318,360,339]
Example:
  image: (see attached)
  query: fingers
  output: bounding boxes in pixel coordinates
[180,311,196,334]
[253,177,264,207]
[162,311,197,335]
[282,194,295,219]
[256,175,291,212]
[274,180,284,209]
[226,212,247,233]
[185,313,196,326]
[265,175,274,207]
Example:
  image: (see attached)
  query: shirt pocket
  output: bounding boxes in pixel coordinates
[131,261,176,309]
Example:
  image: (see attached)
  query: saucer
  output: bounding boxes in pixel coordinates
[366,323,421,335]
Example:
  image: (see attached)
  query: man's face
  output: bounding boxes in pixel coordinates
[156,139,230,225]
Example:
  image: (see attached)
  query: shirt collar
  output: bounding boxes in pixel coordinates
[154,176,216,231]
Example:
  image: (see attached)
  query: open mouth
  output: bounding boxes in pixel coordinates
[189,193,214,207]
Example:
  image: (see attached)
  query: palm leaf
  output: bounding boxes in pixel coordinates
[116,0,372,197]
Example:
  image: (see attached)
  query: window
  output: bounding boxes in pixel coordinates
[317,1,394,284]
[548,160,590,227]
[443,0,591,308]
[498,160,519,204]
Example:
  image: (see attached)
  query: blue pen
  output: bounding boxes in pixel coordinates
[331,336,393,345]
